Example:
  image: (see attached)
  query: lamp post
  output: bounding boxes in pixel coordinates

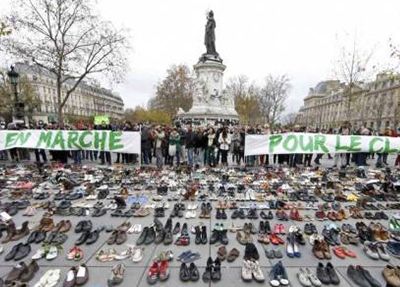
[7,65,24,123]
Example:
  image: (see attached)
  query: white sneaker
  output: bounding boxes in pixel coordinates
[32,248,46,260]
[46,246,58,260]
[132,247,144,262]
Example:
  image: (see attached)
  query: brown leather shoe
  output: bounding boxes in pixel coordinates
[19,260,39,282]
[383,265,400,287]
[312,240,325,259]
[5,262,27,284]
[2,222,17,244]
[11,221,30,241]
[321,240,332,259]
[38,217,54,232]
[115,231,127,245]
[59,220,72,233]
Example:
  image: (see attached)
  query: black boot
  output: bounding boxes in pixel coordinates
[195,226,201,245]
[201,226,208,244]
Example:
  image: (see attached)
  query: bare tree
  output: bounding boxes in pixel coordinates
[258,74,290,126]
[281,112,298,127]
[1,0,129,124]
[333,35,373,123]
[0,22,11,37]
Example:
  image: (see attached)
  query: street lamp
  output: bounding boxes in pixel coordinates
[7,65,24,122]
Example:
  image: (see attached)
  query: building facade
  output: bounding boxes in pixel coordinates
[14,63,124,123]
[297,72,400,131]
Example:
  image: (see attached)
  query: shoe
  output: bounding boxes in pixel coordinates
[227,248,240,262]
[132,247,144,262]
[382,265,400,287]
[297,268,312,286]
[180,263,190,282]
[202,257,213,282]
[158,260,169,281]
[63,267,77,287]
[19,260,39,282]
[252,260,265,282]
[189,262,199,281]
[107,263,125,286]
[305,267,322,287]
[347,265,371,287]
[363,241,379,260]
[241,260,252,282]
[269,261,289,287]
[316,263,330,285]
[75,264,89,285]
[211,258,221,281]
[5,262,27,284]
[136,227,148,245]
[326,262,340,285]
[356,265,382,287]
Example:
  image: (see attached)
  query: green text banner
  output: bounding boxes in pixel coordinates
[0,130,141,154]
[245,133,400,156]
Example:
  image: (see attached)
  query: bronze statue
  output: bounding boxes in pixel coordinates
[205,11,218,55]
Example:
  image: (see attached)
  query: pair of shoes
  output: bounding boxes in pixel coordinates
[147,260,169,284]
[5,260,39,284]
[194,226,207,244]
[127,224,142,234]
[5,243,31,261]
[53,220,72,233]
[107,230,127,245]
[286,233,300,258]
[269,261,289,286]
[265,249,283,259]
[216,209,227,219]
[76,228,102,245]
[202,257,221,282]
[316,262,340,285]
[33,269,60,287]
[107,263,126,286]
[75,220,92,233]
[180,262,199,281]
[297,267,322,286]
[364,241,390,260]
[241,259,264,282]
[27,230,47,244]
[63,264,89,287]
[67,246,84,261]
[210,229,228,245]
[32,245,59,260]
[347,265,381,287]
[136,227,155,245]
[332,246,356,259]
[177,251,201,263]
[260,210,274,220]
[312,239,331,260]
[304,223,318,235]
[243,243,259,261]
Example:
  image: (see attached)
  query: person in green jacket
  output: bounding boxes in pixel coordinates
[168,128,181,166]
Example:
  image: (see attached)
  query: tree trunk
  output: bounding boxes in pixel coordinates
[56,76,63,126]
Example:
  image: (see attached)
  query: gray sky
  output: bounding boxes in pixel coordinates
[3,0,400,113]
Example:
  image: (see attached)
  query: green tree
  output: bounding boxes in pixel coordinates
[225,75,263,125]
[149,64,195,117]
[0,72,41,122]
[124,107,171,125]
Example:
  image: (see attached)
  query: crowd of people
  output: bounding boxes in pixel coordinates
[0,120,399,169]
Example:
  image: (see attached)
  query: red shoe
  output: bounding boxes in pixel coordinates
[342,246,357,258]
[269,233,280,245]
[289,208,296,220]
[175,236,190,246]
[333,246,346,259]
[273,224,280,234]
[147,261,159,284]
[158,260,170,281]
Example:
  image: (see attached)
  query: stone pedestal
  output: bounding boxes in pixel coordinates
[176,56,239,124]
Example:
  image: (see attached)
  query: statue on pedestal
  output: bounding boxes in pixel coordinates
[200,10,222,63]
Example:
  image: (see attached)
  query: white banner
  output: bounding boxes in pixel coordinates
[0,130,141,154]
[245,133,400,156]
